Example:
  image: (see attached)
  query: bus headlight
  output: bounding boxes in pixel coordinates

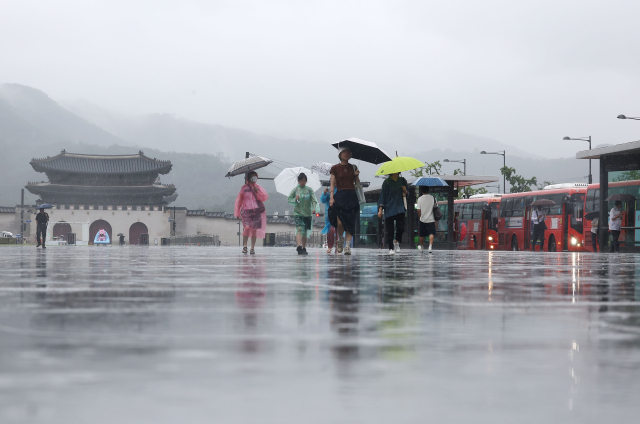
[571,237,578,246]
[487,236,494,241]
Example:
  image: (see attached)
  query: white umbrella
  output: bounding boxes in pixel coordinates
[274,167,321,195]
[310,161,332,176]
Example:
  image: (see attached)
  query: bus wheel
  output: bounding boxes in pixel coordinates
[548,235,556,252]
[511,235,519,251]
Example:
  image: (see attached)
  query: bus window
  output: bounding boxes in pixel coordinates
[512,199,524,217]
[461,203,472,220]
[570,193,585,234]
[500,198,512,217]
[536,194,563,215]
[473,202,487,219]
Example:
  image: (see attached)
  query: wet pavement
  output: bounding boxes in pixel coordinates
[1,246,639,423]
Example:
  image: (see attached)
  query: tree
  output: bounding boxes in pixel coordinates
[410,160,442,178]
[500,166,538,193]
[612,170,640,182]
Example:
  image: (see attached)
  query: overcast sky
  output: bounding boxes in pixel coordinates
[2,0,640,158]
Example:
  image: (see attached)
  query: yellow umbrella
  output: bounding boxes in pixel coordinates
[374,157,425,176]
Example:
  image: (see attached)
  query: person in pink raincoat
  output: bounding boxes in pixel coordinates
[234,171,269,254]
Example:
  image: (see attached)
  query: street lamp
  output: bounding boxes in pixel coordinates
[480,150,506,194]
[617,114,640,120]
[563,136,592,184]
[443,158,466,175]
[485,184,501,193]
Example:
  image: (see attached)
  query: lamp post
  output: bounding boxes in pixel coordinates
[444,158,467,198]
[443,158,466,175]
[480,150,506,193]
[617,114,640,121]
[563,136,592,184]
[485,184,501,193]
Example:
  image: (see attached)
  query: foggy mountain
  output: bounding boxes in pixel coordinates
[0,84,126,147]
[0,83,595,213]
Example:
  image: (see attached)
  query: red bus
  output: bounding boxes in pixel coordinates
[497,183,588,252]
[582,180,640,252]
[436,194,502,250]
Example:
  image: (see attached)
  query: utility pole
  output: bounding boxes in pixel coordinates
[20,189,24,242]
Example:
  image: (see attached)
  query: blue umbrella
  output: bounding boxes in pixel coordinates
[411,177,449,187]
[37,204,54,209]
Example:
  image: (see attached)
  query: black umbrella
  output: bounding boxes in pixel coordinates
[332,138,392,164]
[117,233,124,237]
[584,211,599,220]
[605,193,636,202]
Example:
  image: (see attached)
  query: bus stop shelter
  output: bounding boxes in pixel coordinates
[577,140,640,252]
[363,174,499,249]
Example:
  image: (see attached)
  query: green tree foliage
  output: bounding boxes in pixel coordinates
[612,170,640,182]
[500,166,538,193]
[410,160,442,178]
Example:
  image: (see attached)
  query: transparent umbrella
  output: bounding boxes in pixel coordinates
[274,167,321,195]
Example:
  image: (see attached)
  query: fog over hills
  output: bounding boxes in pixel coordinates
[0,83,596,212]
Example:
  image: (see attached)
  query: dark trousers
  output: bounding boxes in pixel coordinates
[591,232,598,252]
[610,230,621,253]
[532,224,545,251]
[385,214,405,249]
[36,224,47,246]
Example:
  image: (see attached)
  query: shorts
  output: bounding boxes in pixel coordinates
[419,221,436,237]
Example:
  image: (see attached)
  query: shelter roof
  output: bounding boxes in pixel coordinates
[413,175,500,188]
[576,140,640,159]
[0,206,16,213]
[30,150,172,175]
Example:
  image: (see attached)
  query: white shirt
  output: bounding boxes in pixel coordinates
[417,194,435,223]
[591,217,599,234]
[609,207,622,231]
[531,209,545,224]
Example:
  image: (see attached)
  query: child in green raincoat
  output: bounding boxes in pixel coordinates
[288,173,319,255]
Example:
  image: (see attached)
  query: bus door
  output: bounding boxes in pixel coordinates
[562,196,571,251]
[480,205,487,250]
[524,205,532,251]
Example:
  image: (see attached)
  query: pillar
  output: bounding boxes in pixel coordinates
[447,181,455,249]
[599,155,608,253]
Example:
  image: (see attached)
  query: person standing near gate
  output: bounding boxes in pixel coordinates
[377,172,408,255]
[609,200,623,253]
[35,207,49,249]
[531,205,546,252]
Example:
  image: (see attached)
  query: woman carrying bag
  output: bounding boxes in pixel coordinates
[234,171,269,254]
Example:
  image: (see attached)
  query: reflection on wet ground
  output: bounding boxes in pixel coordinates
[0,246,639,423]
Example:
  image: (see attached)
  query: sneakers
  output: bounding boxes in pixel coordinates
[297,245,303,255]
[337,244,343,254]
[394,241,400,253]
[344,246,351,255]
[36,243,41,248]
[302,247,309,255]
[428,245,433,254]
[417,245,423,252]
[389,249,395,255]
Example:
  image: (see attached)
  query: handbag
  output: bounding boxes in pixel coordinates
[432,195,443,221]
[352,165,365,204]
[539,220,547,231]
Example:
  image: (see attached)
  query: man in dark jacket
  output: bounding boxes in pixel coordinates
[35,208,49,248]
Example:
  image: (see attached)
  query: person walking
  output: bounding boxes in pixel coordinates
[609,200,623,253]
[531,205,546,252]
[377,172,408,255]
[591,216,599,253]
[416,186,436,253]
[288,173,319,255]
[329,147,360,255]
[35,207,49,249]
[234,171,269,254]
[321,187,337,254]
